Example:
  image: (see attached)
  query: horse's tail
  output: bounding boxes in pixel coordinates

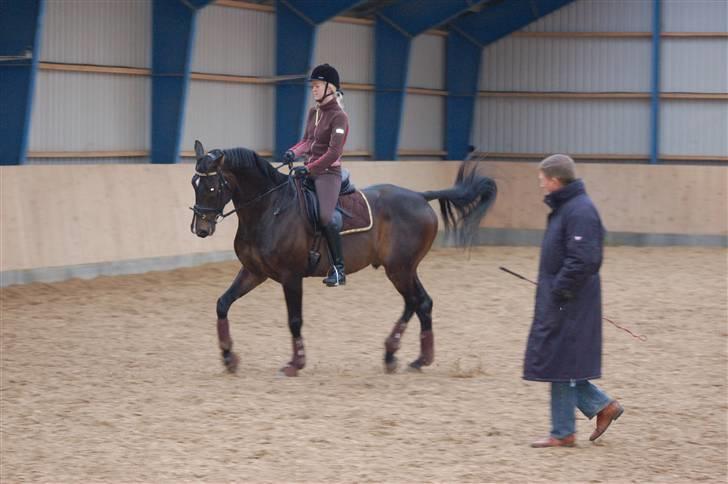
[421,161,498,247]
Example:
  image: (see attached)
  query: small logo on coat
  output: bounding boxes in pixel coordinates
[574,236,583,241]
[335,128,345,134]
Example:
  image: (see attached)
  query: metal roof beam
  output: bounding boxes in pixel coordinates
[378,0,484,37]
[453,0,576,46]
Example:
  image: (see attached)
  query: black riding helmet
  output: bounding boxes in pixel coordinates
[310,63,340,103]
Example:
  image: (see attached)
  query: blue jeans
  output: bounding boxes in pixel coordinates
[551,381,612,438]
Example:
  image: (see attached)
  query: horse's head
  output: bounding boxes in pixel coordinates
[190,140,233,238]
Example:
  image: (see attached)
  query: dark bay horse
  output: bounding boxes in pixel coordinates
[190,140,497,376]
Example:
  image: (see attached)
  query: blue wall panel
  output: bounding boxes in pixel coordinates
[0,0,45,165]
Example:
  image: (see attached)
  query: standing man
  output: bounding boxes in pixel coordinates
[525,154,624,448]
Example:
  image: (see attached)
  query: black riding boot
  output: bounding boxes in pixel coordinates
[322,212,346,287]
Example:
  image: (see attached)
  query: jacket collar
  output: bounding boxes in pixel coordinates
[544,179,585,210]
[317,98,340,112]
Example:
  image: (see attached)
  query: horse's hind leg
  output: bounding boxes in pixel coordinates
[216,267,266,372]
[408,275,434,371]
[383,269,419,373]
[384,306,415,373]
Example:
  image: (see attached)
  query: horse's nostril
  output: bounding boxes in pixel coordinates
[198,230,209,238]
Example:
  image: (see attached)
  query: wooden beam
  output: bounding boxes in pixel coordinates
[661,93,728,101]
[25,150,727,163]
[480,152,728,162]
[180,150,273,158]
[38,63,726,101]
[661,32,728,38]
[27,151,148,158]
[332,15,373,26]
[398,149,447,157]
[190,72,271,84]
[214,0,273,12]
[39,62,150,76]
[36,64,451,96]
[482,152,649,160]
[662,154,728,162]
[512,31,728,39]
[479,91,728,101]
[342,151,371,157]
[480,91,648,99]
[407,87,448,97]
[340,82,374,92]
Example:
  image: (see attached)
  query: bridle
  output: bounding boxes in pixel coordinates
[189,169,232,232]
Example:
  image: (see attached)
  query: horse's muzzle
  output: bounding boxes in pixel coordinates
[191,212,217,238]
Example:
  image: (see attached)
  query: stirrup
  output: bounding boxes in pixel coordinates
[323,266,346,287]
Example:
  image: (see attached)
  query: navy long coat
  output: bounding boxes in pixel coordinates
[523,180,605,382]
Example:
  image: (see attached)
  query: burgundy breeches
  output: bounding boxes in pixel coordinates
[313,167,342,226]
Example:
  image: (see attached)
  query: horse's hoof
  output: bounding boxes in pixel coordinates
[384,358,399,374]
[280,365,299,377]
[407,362,423,372]
[222,351,239,373]
[408,357,430,371]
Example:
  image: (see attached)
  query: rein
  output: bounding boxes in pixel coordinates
[218,179,291,219]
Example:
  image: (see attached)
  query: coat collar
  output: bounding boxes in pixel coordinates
[317,98,341,112]
[544,179,586,210]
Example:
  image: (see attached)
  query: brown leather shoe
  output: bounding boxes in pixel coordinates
[590,400,624,441]
[530,434,576,448]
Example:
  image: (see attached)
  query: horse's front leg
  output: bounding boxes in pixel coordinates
[280,277,305,377]
[217,267,266,372]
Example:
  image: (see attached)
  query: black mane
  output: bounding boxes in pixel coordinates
[222,147,288,185]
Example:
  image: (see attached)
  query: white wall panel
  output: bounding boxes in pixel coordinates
[182,81,274,153]
[408,34,445,89]
[192,5,275,76]
[399,95,444,150]
[524,0,652,32]
[481,37,651,92]
[661,39,728,93]
[663,0,728,32]
[29,71,150,151]
[473,98,651,155]
[661,101,728,156]
[41,0,151,67]
[314,22,373,84]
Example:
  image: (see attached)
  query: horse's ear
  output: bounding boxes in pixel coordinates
[194,140,205,159]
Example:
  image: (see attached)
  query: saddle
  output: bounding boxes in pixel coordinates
[300,169,373,235]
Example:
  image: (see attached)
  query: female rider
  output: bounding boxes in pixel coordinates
[283,63,349,287]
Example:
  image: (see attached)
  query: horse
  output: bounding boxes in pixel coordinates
[189,140,497,376]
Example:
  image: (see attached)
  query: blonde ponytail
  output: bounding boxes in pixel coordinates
[335,90,345,110]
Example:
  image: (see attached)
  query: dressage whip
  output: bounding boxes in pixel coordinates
[499,266,647,341]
